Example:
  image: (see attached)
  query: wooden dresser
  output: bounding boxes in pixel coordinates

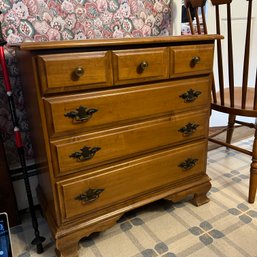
[16,35,220,257]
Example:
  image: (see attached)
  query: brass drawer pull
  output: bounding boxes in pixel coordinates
[178,123,200,136]
[179,89,202,103]
[69,146,101,162]
[137,61,149,73]
[74,66,85,77]
[64,106,97,122]
[75,188,104,203]
[179,158,198,170]
[191,56,201,67]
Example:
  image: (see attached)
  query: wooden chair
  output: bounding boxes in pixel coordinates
[185,0,208,34]
[208,0,257,203]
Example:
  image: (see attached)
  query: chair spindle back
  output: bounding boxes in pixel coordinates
[185,0,208,34]
[211,0,254,110]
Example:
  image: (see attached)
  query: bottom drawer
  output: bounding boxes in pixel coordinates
[57,141,207,220]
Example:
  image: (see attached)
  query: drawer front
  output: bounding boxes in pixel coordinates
[170,45,214,77]
[37,51,112,93]
[44,76,211,136]
[112,47,169,85]
[57,141,207,220]
[51,110,209,176]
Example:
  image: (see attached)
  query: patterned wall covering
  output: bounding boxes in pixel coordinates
[0,0,173,169]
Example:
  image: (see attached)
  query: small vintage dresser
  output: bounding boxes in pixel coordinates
[16,35,220,257]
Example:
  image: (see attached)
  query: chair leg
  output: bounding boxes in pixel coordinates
[249,128,257,203]
[226,114,236,144]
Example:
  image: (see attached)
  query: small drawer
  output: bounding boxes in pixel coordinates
[37,51,112,94]
[44,76,211,136]
[57,141,207,220]
[51,110,209,176]
[170,45,214,77]
[112,47,169,85]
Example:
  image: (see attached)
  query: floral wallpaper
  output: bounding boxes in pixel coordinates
[0,0,173,168]
[1,0,172,43]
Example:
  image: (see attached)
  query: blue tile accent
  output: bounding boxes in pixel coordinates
[210,187,219,193]
[247,210,257,218]
[199,221,212,231]
[141,249,158,257]
[225,171,248,182]
[199,234,213,245]
[239,214,252,224]
[189,221,224,245]
[228,203,257,224]
[239,174,249,179]
[154,242,168,254]
[231,170,240,175]
[237,203,249,212]
[162,253,177,257]
[220,150,235,156]
[189,227,203,236]
[120,222,133,231]
[209,229,224,239]
[228,208,241,215]
[131,218,144,226]
[224,173,233,178]
[232,177,242,183]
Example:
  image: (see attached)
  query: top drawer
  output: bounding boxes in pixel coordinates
[37,51,112,94]
[170,44,214,77]
[112,47,169,85]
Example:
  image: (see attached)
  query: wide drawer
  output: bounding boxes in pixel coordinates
[112,47,169,85]
[51,110,209,176]
[57,141,207,220]
[37,51,112,94]
[170,44,214,77]
[44,76,211,136]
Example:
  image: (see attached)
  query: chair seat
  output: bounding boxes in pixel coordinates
[212,87,257,117]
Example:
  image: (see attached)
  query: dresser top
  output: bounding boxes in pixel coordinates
[14,34,222,51]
